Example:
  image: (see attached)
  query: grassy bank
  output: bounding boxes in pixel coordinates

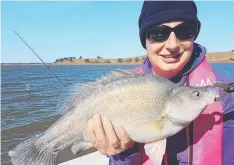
[54,52,234,65]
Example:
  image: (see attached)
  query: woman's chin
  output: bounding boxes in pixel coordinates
[160,60,182,72]
[157,63,183,77]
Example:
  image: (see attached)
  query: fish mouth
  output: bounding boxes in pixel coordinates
[167,113,191,126]
[207,88,217,104]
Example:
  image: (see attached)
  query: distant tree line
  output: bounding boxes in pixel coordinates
[84,57,146,64]
[117,57,145,63]
[54,57,76,63]
[54,56,148,64]
[97,56,103,59]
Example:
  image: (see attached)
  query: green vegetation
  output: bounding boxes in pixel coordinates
[135,57,140,62]
[54,57,76,63]
[85,59,90,63]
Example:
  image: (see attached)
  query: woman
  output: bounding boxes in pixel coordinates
[87,1,234,165]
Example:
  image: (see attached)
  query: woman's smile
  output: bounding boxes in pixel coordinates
[160,53,183,63]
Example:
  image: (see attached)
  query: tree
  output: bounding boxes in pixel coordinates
[54,59,60,63]
[135,57,140,62]
[68,57,73,62]
[117,58,124,63]
[125,58,132,63]
[97,56,103,59]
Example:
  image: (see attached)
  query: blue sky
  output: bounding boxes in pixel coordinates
[1,1,234,63]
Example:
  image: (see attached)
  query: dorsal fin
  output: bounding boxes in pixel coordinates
[56,82,85,115]
[95,69,142,85]
[56,69,143,115]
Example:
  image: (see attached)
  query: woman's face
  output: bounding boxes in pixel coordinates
[146,21,195,79]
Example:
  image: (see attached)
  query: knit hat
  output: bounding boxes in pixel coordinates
[138,1,201,48]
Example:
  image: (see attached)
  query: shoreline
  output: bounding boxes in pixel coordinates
[2,51,234,65]
[1,61,234,65]
[51,62,141,65]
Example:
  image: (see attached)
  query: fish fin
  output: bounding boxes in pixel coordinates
[144,139,167,165]
[56,69,142,115]
[56,82,85,115]
[111,69,142,76]
[147,120,164,132]
[9,136,58,165]
[95,69,142,85]
[71,142,93,154]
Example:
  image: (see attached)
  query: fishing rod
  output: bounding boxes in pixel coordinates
[14,31,67,87]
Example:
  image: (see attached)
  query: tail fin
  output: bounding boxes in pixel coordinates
[9,135,58,165]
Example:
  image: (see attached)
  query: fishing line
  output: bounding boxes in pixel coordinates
[14,31,67,87]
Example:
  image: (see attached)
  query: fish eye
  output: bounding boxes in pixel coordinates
[193,91,201,97]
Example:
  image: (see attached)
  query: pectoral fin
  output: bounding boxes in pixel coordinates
[144,139,167,165]
[147,120,164,132]
[71,142,93,154]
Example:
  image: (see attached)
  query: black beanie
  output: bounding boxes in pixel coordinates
[138,1,201,48]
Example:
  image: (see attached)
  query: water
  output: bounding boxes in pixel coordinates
[1,64,234,165]
[1,64,137,165]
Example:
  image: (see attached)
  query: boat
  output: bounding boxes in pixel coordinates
[59,151,109,165]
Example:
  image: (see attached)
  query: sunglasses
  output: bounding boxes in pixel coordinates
[146,21,199,42]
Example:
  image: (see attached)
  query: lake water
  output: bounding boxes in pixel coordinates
[1,64,234,165]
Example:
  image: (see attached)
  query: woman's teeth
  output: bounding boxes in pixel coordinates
[163,54,181,58]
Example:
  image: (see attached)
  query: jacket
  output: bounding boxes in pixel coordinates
[108,43,234,165]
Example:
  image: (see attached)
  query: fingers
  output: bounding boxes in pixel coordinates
[102,116,121,149]
[93,114,107,146]
[87,118,96,145]
[115,126,134,149]
[87,114,135,155]
[87,114,107,147]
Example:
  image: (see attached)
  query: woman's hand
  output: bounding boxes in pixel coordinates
[87,114,135,155]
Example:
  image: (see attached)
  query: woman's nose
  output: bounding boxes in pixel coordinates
[165,32,179,52]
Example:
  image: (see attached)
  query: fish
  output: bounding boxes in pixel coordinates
[9,69,217,165]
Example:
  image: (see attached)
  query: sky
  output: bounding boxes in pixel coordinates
[1,1,234,63]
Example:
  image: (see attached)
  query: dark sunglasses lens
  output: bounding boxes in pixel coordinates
[147,26,171,42]
[175,22,198,40]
